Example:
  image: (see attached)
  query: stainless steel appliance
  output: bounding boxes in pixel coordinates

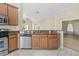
[0,15,8,24]
[20,31,32,48]
[0,29,8,56]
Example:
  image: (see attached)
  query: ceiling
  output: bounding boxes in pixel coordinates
[22,3,79,22]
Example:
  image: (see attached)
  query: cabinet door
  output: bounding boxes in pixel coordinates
[0,4,7,16]
[8,5,18,25]
[9,35,17,52]
[40,35,48,49]
[9,37,15,52]
[32,35,40,49]
[13,36,17,50]
[48,35,59,49]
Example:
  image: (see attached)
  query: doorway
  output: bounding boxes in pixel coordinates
[62,20,79,51]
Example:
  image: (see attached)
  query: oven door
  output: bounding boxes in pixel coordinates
[0,37,8,52]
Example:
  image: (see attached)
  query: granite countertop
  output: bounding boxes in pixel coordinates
[9,31,20,35]
[21,30,62,35]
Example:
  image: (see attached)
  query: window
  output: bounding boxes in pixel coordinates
[67,24,74,32]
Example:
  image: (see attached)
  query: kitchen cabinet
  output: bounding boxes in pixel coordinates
[0,3,18,25]
[40,35,47,49]
[9,36,14,52]
[8,32,18,52]
[48,35,59,49]
[0,4,7,16]
[8,5,18,25]
[32,35,40,49]
[32,34,59,49]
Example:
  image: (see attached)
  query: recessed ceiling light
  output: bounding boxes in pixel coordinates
[36,10,39,14]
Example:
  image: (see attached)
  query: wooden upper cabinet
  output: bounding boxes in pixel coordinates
[0,4,7,16]
[0,3,18,25]
[8,5,18,25]
[32,35,40,49]
[40,35,48,49]
[48,35,59,49]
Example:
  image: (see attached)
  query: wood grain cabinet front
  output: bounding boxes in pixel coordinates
[32,35,40,49]
[32,34,59,49]
[7,5,18,25]
[0,3,18,25]
[48,35,59,49]
[0,4,7,16]
[9,36,15,52]
[40,35,48,49]
[9,34,18,52]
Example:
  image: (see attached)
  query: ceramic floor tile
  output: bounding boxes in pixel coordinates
[7,48,79,56]
[71,50,79,56]
[58,48,72,56]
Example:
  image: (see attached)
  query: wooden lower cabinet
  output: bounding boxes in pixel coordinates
[32,35,40,49]
[40,35,48,49]
[9,34,18,52]
[32,34,59,49]
[9,36,14,52]
[48,35,58,49]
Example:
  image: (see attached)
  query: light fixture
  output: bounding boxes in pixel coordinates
[36,10,39,14]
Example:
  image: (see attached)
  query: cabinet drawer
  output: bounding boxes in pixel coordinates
[9,35,16,38]
[48,35,58,39]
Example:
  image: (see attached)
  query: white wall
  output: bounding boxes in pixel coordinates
[36,5,79,30]
[37,16,55,30]
[55,5,79,30]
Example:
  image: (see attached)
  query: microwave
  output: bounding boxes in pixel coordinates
[0,15,8,24]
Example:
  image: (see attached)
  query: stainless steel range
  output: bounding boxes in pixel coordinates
[0,29,8,56]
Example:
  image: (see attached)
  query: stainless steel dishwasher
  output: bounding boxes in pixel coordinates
[20,34,32,48]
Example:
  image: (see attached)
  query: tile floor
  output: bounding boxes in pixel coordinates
[7,48,79,56]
